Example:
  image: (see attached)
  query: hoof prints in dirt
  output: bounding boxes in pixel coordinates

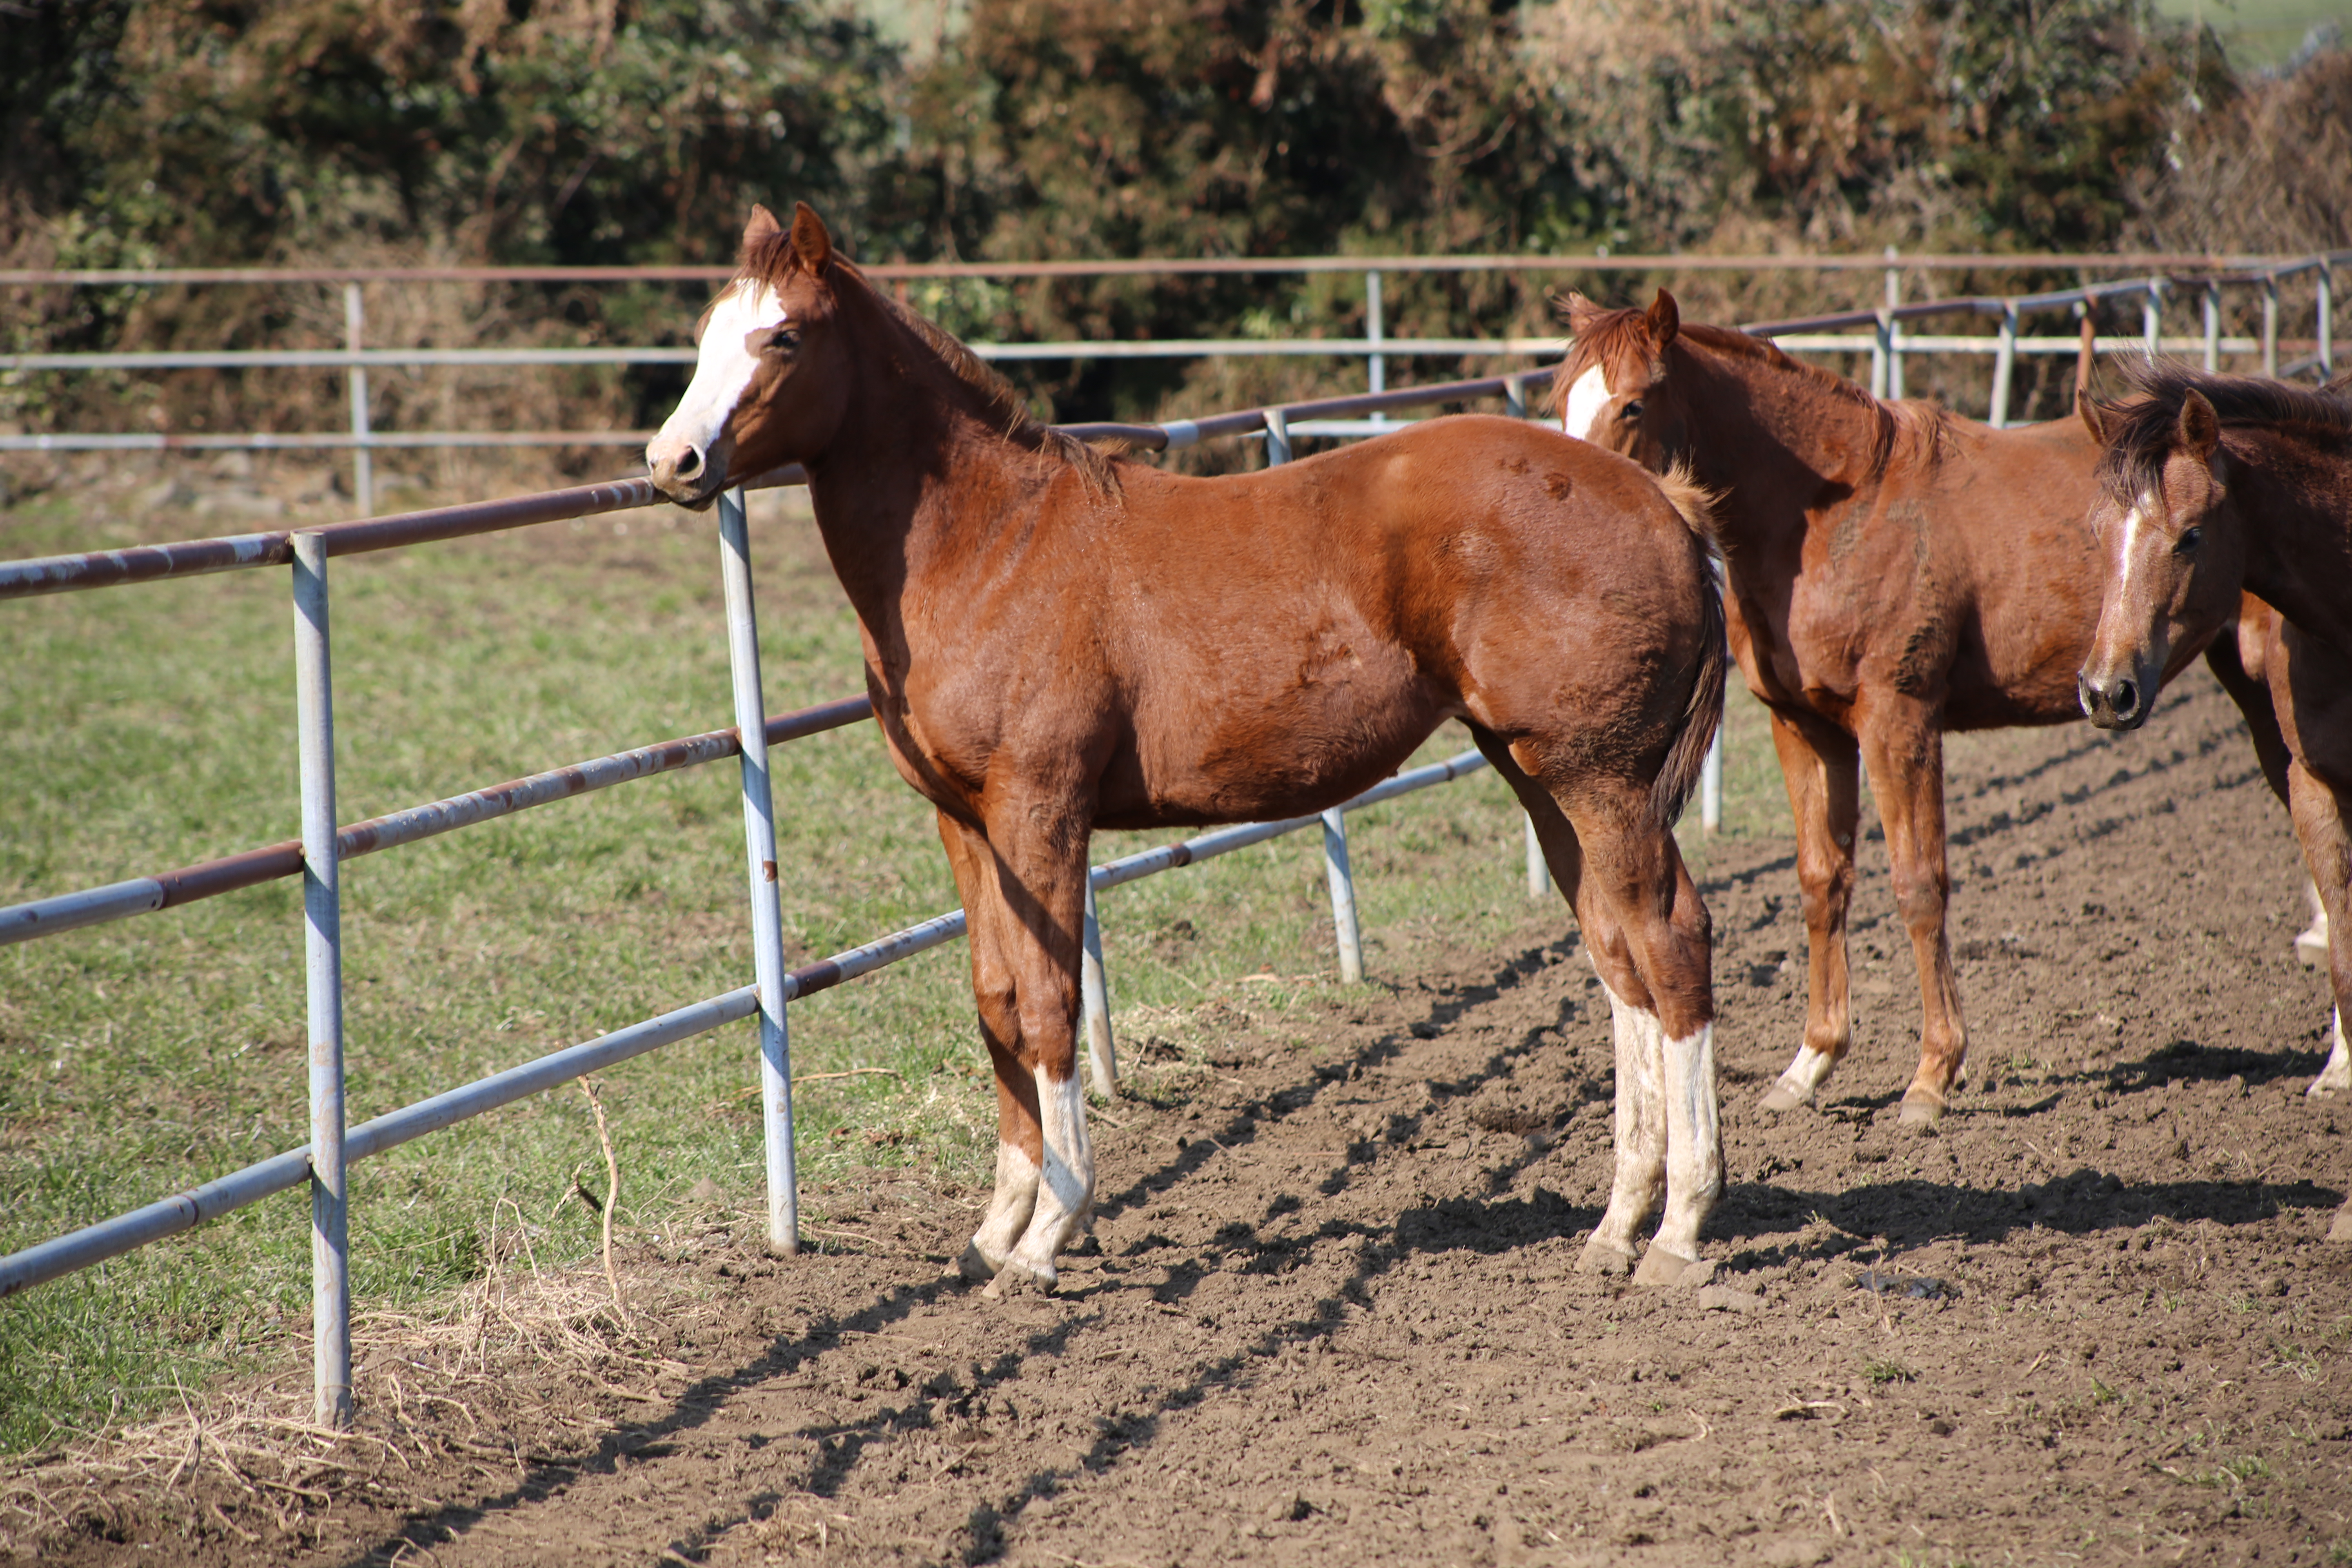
[15,666,2352,1567]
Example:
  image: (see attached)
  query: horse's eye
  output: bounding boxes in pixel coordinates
[747,325,800,355]
[1621,399,1645,420]
[2175,526,2203,555]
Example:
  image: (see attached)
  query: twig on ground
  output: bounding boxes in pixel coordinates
[577,1077,630,1329]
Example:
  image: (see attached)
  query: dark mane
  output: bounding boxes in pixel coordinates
[1557,305,1949,478]
[2095,360,2352,503]
[732,229,1122,496]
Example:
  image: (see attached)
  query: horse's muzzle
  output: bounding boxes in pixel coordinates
[2077,669,2148,731]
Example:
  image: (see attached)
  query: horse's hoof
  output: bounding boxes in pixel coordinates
[2295,925,2328,969]
[1633,1247,1711,1289]
[2308,1062,2352,1097]
[1577,1235,1638,1277]
[982,1256,1056,1299]
[1757,1080,1813,1114]
[957,1243,1001,1284]
[1896,1093,1945,1131]
[2329,1203,2352,1245]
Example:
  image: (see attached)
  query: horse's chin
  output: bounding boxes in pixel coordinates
[650,473,729,511]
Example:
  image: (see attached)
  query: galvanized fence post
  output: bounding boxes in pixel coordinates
[2263,273,2281,379]
[1079,881,1119,1096]
[2143,279,2162,362]
[291,531,351,1429]
[1989,303,2018,429]
[1505,373,1526,423]
[716,487,799,1256]
[2320,261,2335,379]
[343,284,373,517]
[1366,271,1386,428]
[2204,281,2222,373]
[1882,248,1904,400]
[1870,311,1892,400]
[1322,807,1365,984]
[1526,817,1550,899]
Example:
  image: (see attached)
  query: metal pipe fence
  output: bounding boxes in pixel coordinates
[7,248,2341,1426]
[0,363,1555,1431]
[5,250,2340,516]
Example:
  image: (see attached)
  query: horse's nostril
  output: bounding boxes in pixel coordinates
[675,445,704,481]
[2113,679,2138,719]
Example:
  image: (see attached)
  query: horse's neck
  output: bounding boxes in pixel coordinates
[801,311,1034,649]
[2235,430,2352,651]
[1686,347,1890,538]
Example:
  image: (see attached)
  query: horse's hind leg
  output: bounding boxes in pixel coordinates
[1479,732,1720,1280]
[2280,632,2352,1111]
[1757,707,1863,1113]
[1577,812,1722,1284]
[1467,733,1656,1274]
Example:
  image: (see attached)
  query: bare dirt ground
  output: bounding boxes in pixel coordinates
[9,666,2350,1568]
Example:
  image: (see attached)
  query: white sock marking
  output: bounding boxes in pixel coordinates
[1004,1067,1094,1280]
[1653,1023,1721,1262]
[970,1136,1040,1266]
[2314,1008,2351,1096]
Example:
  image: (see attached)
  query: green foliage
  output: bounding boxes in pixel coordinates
[3,0,2287,443]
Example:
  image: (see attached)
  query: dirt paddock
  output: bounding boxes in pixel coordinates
[10,667,2351,1567]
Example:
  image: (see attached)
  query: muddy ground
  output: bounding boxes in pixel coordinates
[11,666,2351,1567]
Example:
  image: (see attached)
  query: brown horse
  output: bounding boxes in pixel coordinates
[2079,367,2352,1153]
[1557,292,2290,1127]
[647,205,1728,1288]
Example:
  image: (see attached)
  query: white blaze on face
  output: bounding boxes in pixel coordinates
[1563,365,1612,443]
[2112,494,2156,611]
[653,280,787,462]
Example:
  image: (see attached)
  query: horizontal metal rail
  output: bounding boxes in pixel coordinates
[0,464,797,601]
[0,746,1488,1298]
[0,695,874,948]
[1,251,2337,288]
[0,336,1568,374]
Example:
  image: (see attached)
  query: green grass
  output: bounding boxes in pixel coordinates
[2152,0,2352,67]
[0,474,1784,1453]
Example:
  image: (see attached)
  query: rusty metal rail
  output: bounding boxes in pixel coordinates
[0,695,874,946]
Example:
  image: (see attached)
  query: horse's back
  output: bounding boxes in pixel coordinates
[1093,416,1717,825]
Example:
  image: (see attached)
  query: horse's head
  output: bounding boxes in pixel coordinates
[1555,289,1689,469]
[648,203,851,508]
[2076,386,2242,730]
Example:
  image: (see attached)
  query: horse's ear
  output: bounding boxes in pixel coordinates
[744,205,782,249]
[2178,389,2221,465]
[2075,387,2111,444]
[790,202,833,274]
[1560,290,1600,330]
[1646,289,1679,350]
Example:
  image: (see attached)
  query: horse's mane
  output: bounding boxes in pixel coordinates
[730,228,1122,497]
[2095,360,2352,504]
[1557,305,1951,479]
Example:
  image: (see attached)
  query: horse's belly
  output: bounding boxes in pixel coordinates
[1105,657,1447,828]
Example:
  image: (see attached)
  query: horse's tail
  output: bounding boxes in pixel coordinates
[1646,462,1727,833]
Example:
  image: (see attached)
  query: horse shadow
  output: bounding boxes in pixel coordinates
[334,938,2339,1567]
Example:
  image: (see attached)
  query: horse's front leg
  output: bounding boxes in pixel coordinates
[1757,707,1863,1112]
[949,797,1096,1292]
[938,812,1046,1282]
[1856,700,1966,1129]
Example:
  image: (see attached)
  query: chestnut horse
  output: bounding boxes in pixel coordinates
[1558,293,2289,1127]
[648,206,1728,1289]
[2079,368,2352,1160]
